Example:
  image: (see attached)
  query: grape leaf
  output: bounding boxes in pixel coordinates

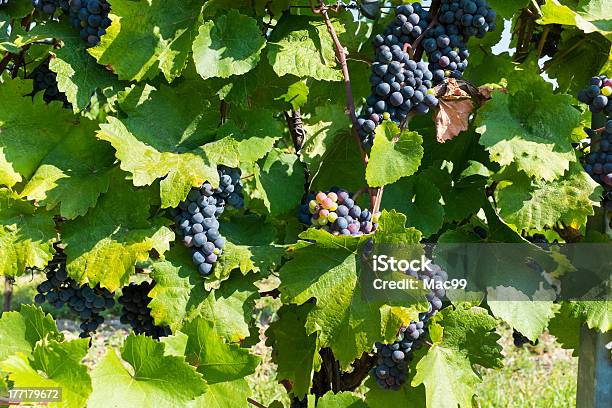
[0,1,33,19]
[279,217,426,368]
[88,0,203,81]
[412,306,502,408]
[487,286,556,341]
[149,248,258,342]
[301,104,352,174]
[266,304,319,399]
[310,123,366,191]
[2,339,92,408]
[495,164,601,230]
[61,174,173,291]
[0,305,62,362]
[539,0,612,41]
[214,215,287,282]
[255,149,306,216]
[96,79,261,208]
[548,302,581,355]
[276,80,309,110]
[267,15,342,81]
[317,391,367,407]
[182,318,260,407]
[19,129,115,220]
[193,10,266,79]
[88,335,207,407]
[0,189,56,277]
[570,300,612,332]
[381,175,444,238]
[366,122,424,188]
[475,73,581,181]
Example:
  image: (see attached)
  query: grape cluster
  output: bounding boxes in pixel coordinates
[298,188,379,236]
[118,281,171,339]
[35,251,115,338]
[31,59,71,108]
[424,0,496,83]
[32,0,69,15]
[172,166,244,277]
[0,0,9,5]
[531,25,563,58]
[357,3,439,147]
[578,76,612,115]
[371,263,447,390]
[512,329,538,348]
[583,124,612,189]
[67,0,111,47]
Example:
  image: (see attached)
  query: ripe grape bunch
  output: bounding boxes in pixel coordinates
[578,75,612,115]
[172,166,244,277]
[357,3,439,147]
[424,0,496,83]
[371,263,447,390]
[32,0,69,15]
[35,249,115,338]
[30,59,71,108]
[118,281,171,339]
[67,0,111,47]
[298,188,379,235]
[583,121,612,188]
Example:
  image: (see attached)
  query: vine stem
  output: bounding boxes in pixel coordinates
[247,398,267,408]
[314,1,380,210]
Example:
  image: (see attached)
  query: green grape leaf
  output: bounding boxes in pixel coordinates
[89,334,207,407]
[495,164,601,230]
[0,305,62,362]
[475,77,581,181]
[88,0,203,81]
[267,15,342,81]
[149,248,258,342]
[411,306,503,408]
[366,122,424,188]
[487,286,557,341]
[411,345,479,408]
[0,1,33,19]
[266,304,319,399]
[182,318,259,407]
[2,339,92,408]
[213,215,287,282]
[486,0,530,20]
[47,22,122,112]
[570,300,612,332]
[276,80,309,110]
[62,175,173,291]
[548,303,581,355]
[317,391,367,408]
[381,175,444,238]
[255,149,306,216]
[97,80,266,208]
[305,109,366,193]
[539,0,612,41]
[193,10,266,79]
[301,104,352,175]
[279,218,426,368]
[19,131,115,220]
[0,189,56,277]
[0,77,115,218]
